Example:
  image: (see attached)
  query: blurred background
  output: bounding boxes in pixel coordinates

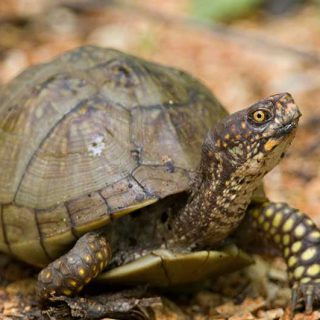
[0,1,320,318]
[0,1,319,221]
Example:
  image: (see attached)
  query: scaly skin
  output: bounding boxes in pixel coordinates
[37,93,320,314]
[37,232,111,299]
[248,202,320,313]
[171,93,299,249]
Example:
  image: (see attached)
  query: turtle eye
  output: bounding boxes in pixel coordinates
[250,109,272,124]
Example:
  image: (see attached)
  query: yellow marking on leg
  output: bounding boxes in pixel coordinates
[265,208,274,217]
[96,252,104,260]
[294,266,305,279]
[100,262,104,270]
[288,256,297,267]
[77,285,84,292]
[283,235,290,246]
[294,224,306,238]
[284,248,290,258]
[89,243,97,251]
[270,227,276,235]
[284,208,291,214]
[68,280,78,287]
[85,277,91,284]
[251,209,259,219]
[258,215,264,224]
[272,213,282,228]
[306,219,314,226]
[292,241,302,253]
[306,264,320,277]
[263,222,270,231]
[283,218,294,232]
[63,289,72,296]
[309,231,320,240]
[301,247,317,261]
[78,267,86,277]
[84,255,92,263]
[274,234,281,244]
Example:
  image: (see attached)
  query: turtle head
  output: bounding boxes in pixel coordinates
[203,93,301,177]
[174,93,301,248]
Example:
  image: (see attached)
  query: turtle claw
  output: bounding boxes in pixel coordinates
[291,282,320,314]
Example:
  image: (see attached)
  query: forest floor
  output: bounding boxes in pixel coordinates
[0,1,320,319]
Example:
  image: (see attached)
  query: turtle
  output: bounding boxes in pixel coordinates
[0,46,319,314]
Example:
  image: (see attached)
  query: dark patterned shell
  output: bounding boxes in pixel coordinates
[0,46,227,266]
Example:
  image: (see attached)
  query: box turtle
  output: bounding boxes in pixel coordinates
[0,46,319,313]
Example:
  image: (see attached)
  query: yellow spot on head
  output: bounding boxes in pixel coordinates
[258,215,264,224]
[292,241,302,253]
[272,213,282,228]
[294,266,305,279]
[302,247,317,261]
[45,271,52,279]
[306,264,320,277]
[241,121,246,129]
[283,218,294,232]
[225,134,230,140]
[264,139,279,151]
[301,277,311,284]
[294,224,306,238]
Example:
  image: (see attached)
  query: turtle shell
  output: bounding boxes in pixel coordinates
[0,46,256,268]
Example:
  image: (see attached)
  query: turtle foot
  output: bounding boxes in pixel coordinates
[291,281,320,314]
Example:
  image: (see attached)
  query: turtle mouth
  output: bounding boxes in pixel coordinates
[274,122,298,138]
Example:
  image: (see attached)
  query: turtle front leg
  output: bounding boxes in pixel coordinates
[248,202,320,313]
[37,231,111,300]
